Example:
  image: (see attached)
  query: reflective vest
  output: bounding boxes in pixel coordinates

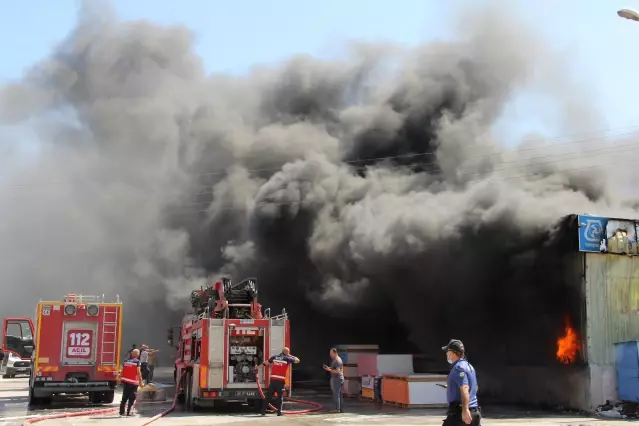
[270,354,293,382]
[121,358,140,385]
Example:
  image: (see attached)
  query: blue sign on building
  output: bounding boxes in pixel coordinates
[577,215,608,252]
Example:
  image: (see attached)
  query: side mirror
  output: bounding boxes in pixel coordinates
[167,328,174,347]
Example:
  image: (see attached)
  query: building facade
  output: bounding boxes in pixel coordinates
[579,214,639,408]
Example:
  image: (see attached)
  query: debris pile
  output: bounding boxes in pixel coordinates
[595,400,639,419]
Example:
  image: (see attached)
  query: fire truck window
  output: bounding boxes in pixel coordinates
[4,321,34,358]
[195,340,201,361]
[6,323,23,338]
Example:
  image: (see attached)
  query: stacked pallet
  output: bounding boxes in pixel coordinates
[358,354,413,402]
[360,375,383,401]
[381,373,448,408]
[334,344,379,397]
[358,354,414,376]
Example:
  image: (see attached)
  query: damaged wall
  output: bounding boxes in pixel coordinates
[585,253,639,407]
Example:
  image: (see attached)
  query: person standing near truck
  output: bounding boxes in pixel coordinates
[260,347,300,416]
[148,350,157,383]
[323,348,344,413]
[139,345,160,385]
[119,348,143,417]
[126,344,137,359]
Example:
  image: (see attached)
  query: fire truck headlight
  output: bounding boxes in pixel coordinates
[87,305,99,316]
[64,304,77,316]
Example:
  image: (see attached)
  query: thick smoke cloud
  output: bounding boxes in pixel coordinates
[0,2,637,366]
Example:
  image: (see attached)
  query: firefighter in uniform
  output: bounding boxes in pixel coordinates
[260,347,300,416]
[119,348,144,417]
[441,339,481,426]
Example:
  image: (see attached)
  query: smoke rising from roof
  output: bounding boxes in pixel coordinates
[0,2,637,362]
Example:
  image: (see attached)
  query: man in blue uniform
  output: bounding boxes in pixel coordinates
[441,339,481,425]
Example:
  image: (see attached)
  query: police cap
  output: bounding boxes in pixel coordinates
[441,339,465,355]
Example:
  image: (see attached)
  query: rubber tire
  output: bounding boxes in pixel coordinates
[102,390,115,404]
[27,369,40,407]
[249,398,262,412]
[185,372,193,411]
[28,385,40,406]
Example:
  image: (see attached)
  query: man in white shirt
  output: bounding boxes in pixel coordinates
[139,344,160,385]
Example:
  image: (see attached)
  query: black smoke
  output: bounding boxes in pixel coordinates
[0,1,636,373]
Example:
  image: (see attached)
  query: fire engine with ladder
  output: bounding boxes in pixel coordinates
[2,294,123,406]
[169,277,291,410]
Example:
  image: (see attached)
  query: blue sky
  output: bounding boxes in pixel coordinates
[1,0,639,148]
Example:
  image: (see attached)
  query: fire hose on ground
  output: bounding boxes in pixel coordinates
[22,406,119,426]
[140,370,322,422]
[138,371,186,426]
[255,371,324,415]
[22,377,182,426]
[22,370,322,426]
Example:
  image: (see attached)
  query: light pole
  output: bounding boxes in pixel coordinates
[618,8,639,21]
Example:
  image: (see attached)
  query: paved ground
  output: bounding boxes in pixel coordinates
[0,368,634,426]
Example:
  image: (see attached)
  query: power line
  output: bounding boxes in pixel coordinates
[166,156,639,215]
[190,136,639,196]
[193,125,639,179]
[3,124,639,189]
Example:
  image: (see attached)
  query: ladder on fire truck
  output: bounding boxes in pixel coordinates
[99,296,120,367]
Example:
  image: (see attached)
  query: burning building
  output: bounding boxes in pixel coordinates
[476,213,639,411]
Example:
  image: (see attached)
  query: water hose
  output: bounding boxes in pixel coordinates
[255,374,323,415]
[22,379,165,426]
[22,406,118,426]
[139,371,186,426]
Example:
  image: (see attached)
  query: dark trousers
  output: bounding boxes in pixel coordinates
[140,362,149,383]
[330,377,344,412]
[120,383,138,415]
[443,406,481,426]
[261,379,285,415]
[148,364,155,382]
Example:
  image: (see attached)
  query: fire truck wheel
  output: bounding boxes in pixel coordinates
[184,372,193,411]
[102,390,115,403]
[89,391,114,404]
[28,386,39,406]
[249,399,262,412]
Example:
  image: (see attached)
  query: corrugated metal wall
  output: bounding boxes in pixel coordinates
[585,253,639,365]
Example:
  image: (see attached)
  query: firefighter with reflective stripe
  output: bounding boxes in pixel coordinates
[260,347,299,416]
[119,349,143,417]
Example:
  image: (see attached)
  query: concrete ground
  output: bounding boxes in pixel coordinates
[0,368,634,426]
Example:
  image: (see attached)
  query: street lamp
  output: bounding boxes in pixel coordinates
[618,8,639,21]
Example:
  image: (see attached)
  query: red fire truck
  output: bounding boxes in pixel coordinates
[169,277,291,410]
[5,294,123,406]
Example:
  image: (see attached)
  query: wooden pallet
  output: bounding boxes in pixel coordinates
[383,374,447,382]
[360,395,379,402]
[383,400,447,409]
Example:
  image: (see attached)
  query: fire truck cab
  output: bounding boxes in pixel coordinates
[24,294,123,406]
[170,277,291,410]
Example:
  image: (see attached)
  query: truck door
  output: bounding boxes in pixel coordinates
[2,318,35,360]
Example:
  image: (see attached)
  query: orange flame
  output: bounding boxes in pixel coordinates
[556,316,580,364]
